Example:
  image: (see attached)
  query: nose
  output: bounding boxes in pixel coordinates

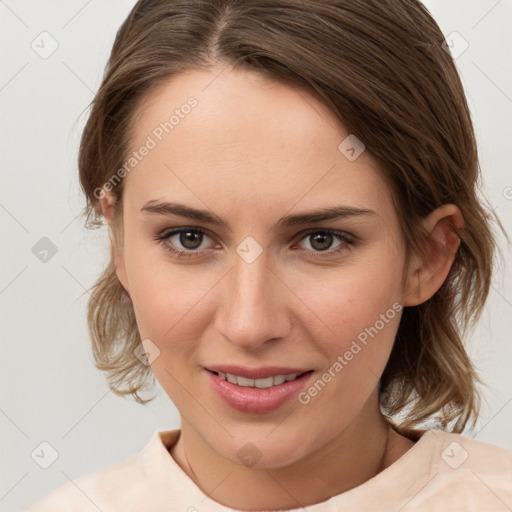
[214,250,292,350]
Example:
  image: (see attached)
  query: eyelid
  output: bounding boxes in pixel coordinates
[155,226,219,248]
[154,226,357,258]
[156,226,355,242]
[293,227,356,243]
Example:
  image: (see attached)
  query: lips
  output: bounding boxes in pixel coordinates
[205,365,314,413]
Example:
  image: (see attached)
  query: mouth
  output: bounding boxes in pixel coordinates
[204,366,315,413]
[207,369,312,388]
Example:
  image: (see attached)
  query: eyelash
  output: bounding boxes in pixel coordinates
[153,227,357,261]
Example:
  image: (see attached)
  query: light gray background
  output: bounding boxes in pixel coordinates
[1,1,511,510]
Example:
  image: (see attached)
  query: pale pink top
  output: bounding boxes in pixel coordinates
[26,428,512,511]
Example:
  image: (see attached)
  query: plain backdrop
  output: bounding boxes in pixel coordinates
[1,1,511,510]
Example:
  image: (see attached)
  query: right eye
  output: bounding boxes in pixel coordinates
[154,227,219,259]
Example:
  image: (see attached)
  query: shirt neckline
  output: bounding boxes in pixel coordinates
[142,427,437,511]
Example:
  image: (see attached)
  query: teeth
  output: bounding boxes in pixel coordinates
[273,375,286,385]
[237,376,255,387]
[217,372,301,388]
[255,376,273,388]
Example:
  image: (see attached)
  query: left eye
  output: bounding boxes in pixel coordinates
[297,230,348,252]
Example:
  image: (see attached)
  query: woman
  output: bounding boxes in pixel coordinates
[27,0,512,510]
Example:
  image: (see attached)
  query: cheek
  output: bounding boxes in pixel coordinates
[122,239,191,338]
[123,240,223,354]
[294,270,403,424]
[130,271,203,342]
[291,256,404,345]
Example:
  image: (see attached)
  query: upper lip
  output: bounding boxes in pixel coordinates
[205,365,312,380]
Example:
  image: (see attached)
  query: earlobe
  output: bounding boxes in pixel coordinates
[403,204,463,307]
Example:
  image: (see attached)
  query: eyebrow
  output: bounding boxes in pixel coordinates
[140,200,376,230]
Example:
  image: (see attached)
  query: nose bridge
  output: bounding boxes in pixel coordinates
[215,249,289,348]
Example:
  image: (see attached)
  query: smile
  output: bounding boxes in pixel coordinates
[214,371,304,388]
[205,367,315,413]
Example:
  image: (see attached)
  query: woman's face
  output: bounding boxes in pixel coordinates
[107,64,411,467]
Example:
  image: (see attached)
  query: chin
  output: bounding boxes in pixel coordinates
[216,430,318,470]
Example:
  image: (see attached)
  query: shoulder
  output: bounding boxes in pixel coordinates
[430,429,512,472]
[415,429,512,510]
[24,430,178,512]
[24,454,140,512]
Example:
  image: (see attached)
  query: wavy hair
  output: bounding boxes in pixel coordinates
[78,0,505,433]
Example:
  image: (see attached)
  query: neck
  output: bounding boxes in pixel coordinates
[169,390,412,510]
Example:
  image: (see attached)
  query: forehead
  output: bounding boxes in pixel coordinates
[122,65,396,226]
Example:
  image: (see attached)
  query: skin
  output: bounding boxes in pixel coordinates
[100,63,463,510]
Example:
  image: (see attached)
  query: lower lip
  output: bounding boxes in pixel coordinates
[206,370,314,413]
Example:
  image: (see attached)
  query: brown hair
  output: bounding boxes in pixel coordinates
[78,0,505,433]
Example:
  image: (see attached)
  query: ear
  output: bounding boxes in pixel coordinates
[99,188,131,299]
[403,204,463,306]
